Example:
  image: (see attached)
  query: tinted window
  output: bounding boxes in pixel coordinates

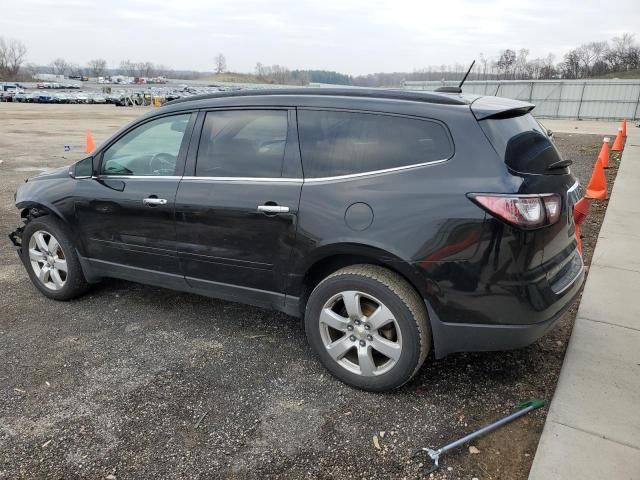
[101,114,190,176]
[480,113,566,174]
[196,110,288,178]
[74,156,93,177]
[298,110,452,178]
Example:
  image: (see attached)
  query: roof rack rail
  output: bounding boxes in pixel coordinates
[165,87,469,107]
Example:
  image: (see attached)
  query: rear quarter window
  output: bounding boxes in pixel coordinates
[298,110,452,178]
[480,113,566,174]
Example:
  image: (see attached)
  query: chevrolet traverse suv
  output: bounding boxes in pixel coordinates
[10,88,584,391]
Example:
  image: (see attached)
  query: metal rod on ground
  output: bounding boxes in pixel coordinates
[412,399,545,476]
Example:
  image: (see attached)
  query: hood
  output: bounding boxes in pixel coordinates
[26,165,71,182]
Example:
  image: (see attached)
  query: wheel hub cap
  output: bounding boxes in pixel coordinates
[28,230,68,291]
[319,290,402,377]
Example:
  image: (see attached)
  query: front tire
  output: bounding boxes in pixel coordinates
[21,215,90,301]
[305,265,431,392]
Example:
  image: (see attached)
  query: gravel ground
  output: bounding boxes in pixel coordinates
[0,104,621,480]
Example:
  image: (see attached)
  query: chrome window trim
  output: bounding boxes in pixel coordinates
[96,175,183,180]
[303,157,449,183]
[96,157,448,183]
[181,157,447,184]
[181,176,302,183]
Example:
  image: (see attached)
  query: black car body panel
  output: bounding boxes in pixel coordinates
[12,88,584,357]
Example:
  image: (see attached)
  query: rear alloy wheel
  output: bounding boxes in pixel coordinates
[319,290,402,377]
[305,265,430,391]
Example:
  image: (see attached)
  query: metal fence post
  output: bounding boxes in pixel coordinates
[555,82,564,118]
[528,82,534,103]
[576,81,587,120]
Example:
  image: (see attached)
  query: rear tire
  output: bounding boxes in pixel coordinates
[305,265,431,392]
[21,215,90,301]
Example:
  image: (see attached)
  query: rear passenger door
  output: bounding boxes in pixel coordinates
[174,109,302,308]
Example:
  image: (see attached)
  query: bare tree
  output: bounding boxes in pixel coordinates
[138,61,155,77]
[50,58,71,76]
[119,60,137,77]
[214,53,227,74]
[496,49,516,78]
[0,37,27,79]
[255,62,268,78]
[576,41,607,76]
[478,53,488,79]
[87,58,107,77]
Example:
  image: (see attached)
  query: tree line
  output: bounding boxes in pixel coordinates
[1,32,639,85]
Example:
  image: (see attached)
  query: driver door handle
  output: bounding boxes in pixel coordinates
[143,197,168,206]
[257,205,289,214]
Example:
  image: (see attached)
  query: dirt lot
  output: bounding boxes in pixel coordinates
[0,104,620,479]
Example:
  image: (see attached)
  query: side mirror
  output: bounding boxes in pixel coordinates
[547,129,554,138]
[69,156,93,179]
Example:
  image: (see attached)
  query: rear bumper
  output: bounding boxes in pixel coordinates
[428,265,584,358]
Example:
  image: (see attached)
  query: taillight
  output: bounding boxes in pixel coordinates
[468,193,561,230]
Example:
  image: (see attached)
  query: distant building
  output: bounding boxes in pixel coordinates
[34,73,65,82]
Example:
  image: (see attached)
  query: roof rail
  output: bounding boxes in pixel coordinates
[165,87,469,107]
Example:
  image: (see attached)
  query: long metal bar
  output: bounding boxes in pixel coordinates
[412,399,545,475]
[439,404,536,455]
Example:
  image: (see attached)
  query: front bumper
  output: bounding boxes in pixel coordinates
[8,225,24,251]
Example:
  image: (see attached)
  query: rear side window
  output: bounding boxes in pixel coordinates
[480,114,566,174]
[298,110,452,178]
[196,110,288,178]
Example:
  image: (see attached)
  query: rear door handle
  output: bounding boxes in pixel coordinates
[143,197,168,206]
[257,205,289,214]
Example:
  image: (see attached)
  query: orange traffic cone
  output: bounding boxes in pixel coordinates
[85,129,96,154]
[585,157,608,200]
[573,197,590,255]
[611,127,624,151]
[599,137,610,168]
[621,118,627,138]
[573,197,590,225]
[575,224,582,254]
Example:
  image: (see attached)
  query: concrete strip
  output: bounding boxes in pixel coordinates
[529,123,640,479]
[544,318,640,447]
[531,422,640,480]
[541,119,620,136]
[590,234,640,273]
[577,265,640,331]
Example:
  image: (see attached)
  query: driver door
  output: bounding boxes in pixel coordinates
[74,112,195,274]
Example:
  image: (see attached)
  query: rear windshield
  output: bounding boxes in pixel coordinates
[480,114,566,175]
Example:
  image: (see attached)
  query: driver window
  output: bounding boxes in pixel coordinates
[101,114,190,176]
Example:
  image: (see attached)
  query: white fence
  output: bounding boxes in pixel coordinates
[403,80,640,120]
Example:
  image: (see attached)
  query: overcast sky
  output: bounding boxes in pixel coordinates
[1,0,639,75]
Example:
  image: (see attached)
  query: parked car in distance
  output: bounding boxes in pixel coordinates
[10,88,585,391]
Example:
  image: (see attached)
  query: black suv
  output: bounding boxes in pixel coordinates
[10,88,584,391]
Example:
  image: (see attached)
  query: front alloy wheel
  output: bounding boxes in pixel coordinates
[28,230,68,291]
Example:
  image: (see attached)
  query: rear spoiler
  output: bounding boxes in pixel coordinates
[470,96,535,120]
